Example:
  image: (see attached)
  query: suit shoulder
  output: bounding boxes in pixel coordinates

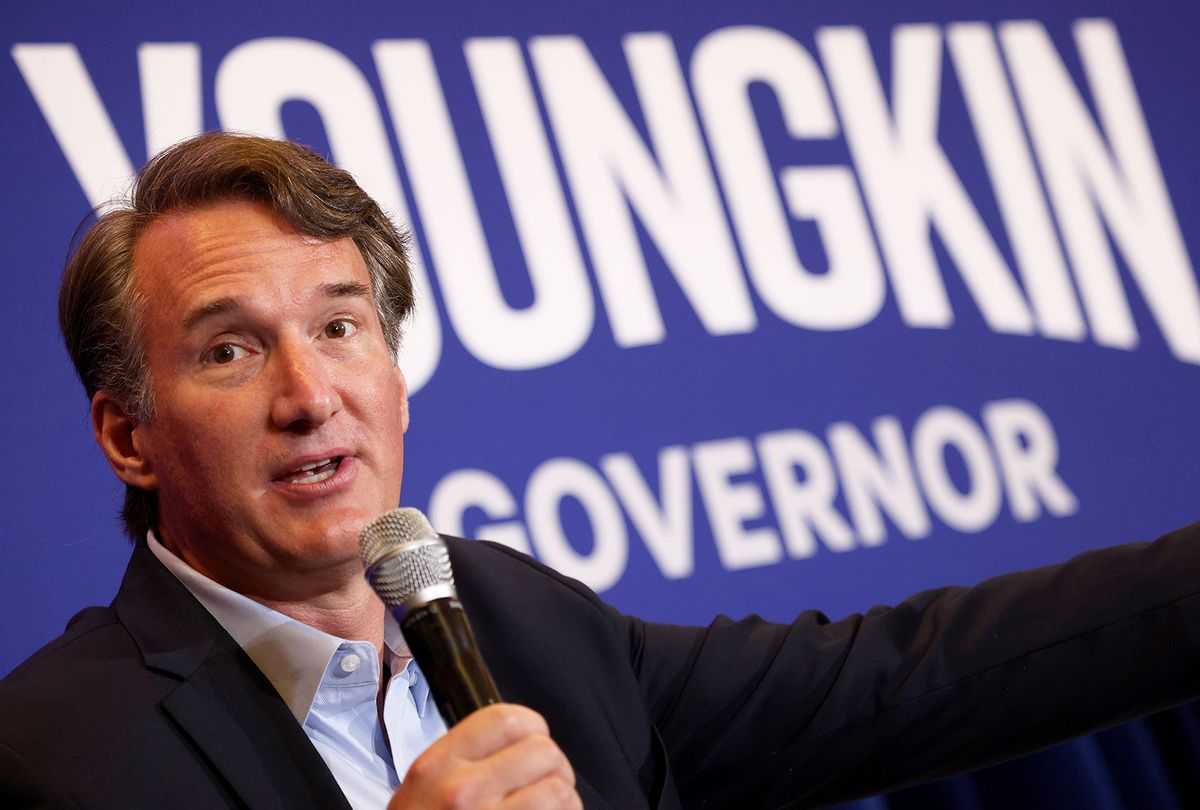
[442,535,617,617]
[0,604,150,750]
[440,535,642,663]
[3,605,126,683]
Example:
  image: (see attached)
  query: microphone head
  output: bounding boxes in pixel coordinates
[359,508,457,610]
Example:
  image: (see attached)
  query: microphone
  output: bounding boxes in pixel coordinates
[359,507,502,726]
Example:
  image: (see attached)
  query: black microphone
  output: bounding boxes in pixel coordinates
[359,508,502,726]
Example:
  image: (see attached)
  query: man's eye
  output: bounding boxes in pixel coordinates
[205,343,247,364]
[324,319,357,339]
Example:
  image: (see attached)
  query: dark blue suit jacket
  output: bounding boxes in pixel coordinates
[3,523,1200,808]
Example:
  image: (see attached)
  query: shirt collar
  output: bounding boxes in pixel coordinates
[146,531,410,723]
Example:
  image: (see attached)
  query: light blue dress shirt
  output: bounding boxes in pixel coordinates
[147,533,448,809]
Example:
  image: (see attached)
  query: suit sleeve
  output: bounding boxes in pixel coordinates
[627,521,1200,807]
[0,739,81,809]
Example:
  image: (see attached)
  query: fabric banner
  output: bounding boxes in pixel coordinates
[4,0,1198,695]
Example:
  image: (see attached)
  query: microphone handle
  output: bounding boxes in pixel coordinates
[396,597,502,726]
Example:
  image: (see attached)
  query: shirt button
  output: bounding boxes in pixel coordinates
[340,654,361,673]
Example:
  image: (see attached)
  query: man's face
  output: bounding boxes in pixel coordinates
[125,199,408,593]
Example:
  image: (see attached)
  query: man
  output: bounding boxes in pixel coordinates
[2,132,1198,809]
[5,133,576,808]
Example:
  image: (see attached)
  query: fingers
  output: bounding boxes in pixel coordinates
[484,731,576,794]
[443,703,551,761]
[389,704,579,810]
[499,775,584,810]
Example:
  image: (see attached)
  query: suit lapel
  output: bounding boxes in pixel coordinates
[160,634,351,809]
[574,776,610,808]
[115,542,350,810]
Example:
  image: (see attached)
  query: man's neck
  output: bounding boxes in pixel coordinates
[254,580,387,653]
[155,527,387,655]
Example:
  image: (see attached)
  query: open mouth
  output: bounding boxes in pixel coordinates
[275,456,344,485]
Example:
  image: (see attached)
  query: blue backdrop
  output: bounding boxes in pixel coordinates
[4,2,1199,806]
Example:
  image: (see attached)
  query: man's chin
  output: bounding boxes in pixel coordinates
[278,510,383,566]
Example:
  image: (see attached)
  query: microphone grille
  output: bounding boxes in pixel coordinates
[359,508,455,608]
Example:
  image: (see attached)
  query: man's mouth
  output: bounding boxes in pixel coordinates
[275,456,345,485]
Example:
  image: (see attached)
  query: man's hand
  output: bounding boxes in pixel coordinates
[388,704,581,809]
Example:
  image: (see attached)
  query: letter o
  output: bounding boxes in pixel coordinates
[912,406,1002,533]
[525,457,628,591]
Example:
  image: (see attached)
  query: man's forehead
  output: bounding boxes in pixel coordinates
[129,199,372,337]
[132,201,362,287]
[134,200,335,264]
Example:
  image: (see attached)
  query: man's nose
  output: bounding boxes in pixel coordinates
[269,338,342,431]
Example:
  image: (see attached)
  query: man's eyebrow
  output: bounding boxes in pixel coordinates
[181,282,372,333]
[322,281,373,300]
[182,297,240,333]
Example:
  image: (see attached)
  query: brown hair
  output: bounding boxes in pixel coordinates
[58,132,415,541]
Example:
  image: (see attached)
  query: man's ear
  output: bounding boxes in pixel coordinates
[395,365,409,433]
[91,392,158,490]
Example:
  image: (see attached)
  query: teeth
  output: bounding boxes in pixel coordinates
[292,467,337,485]
[298,457,333,472]
[277,456,342,484]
